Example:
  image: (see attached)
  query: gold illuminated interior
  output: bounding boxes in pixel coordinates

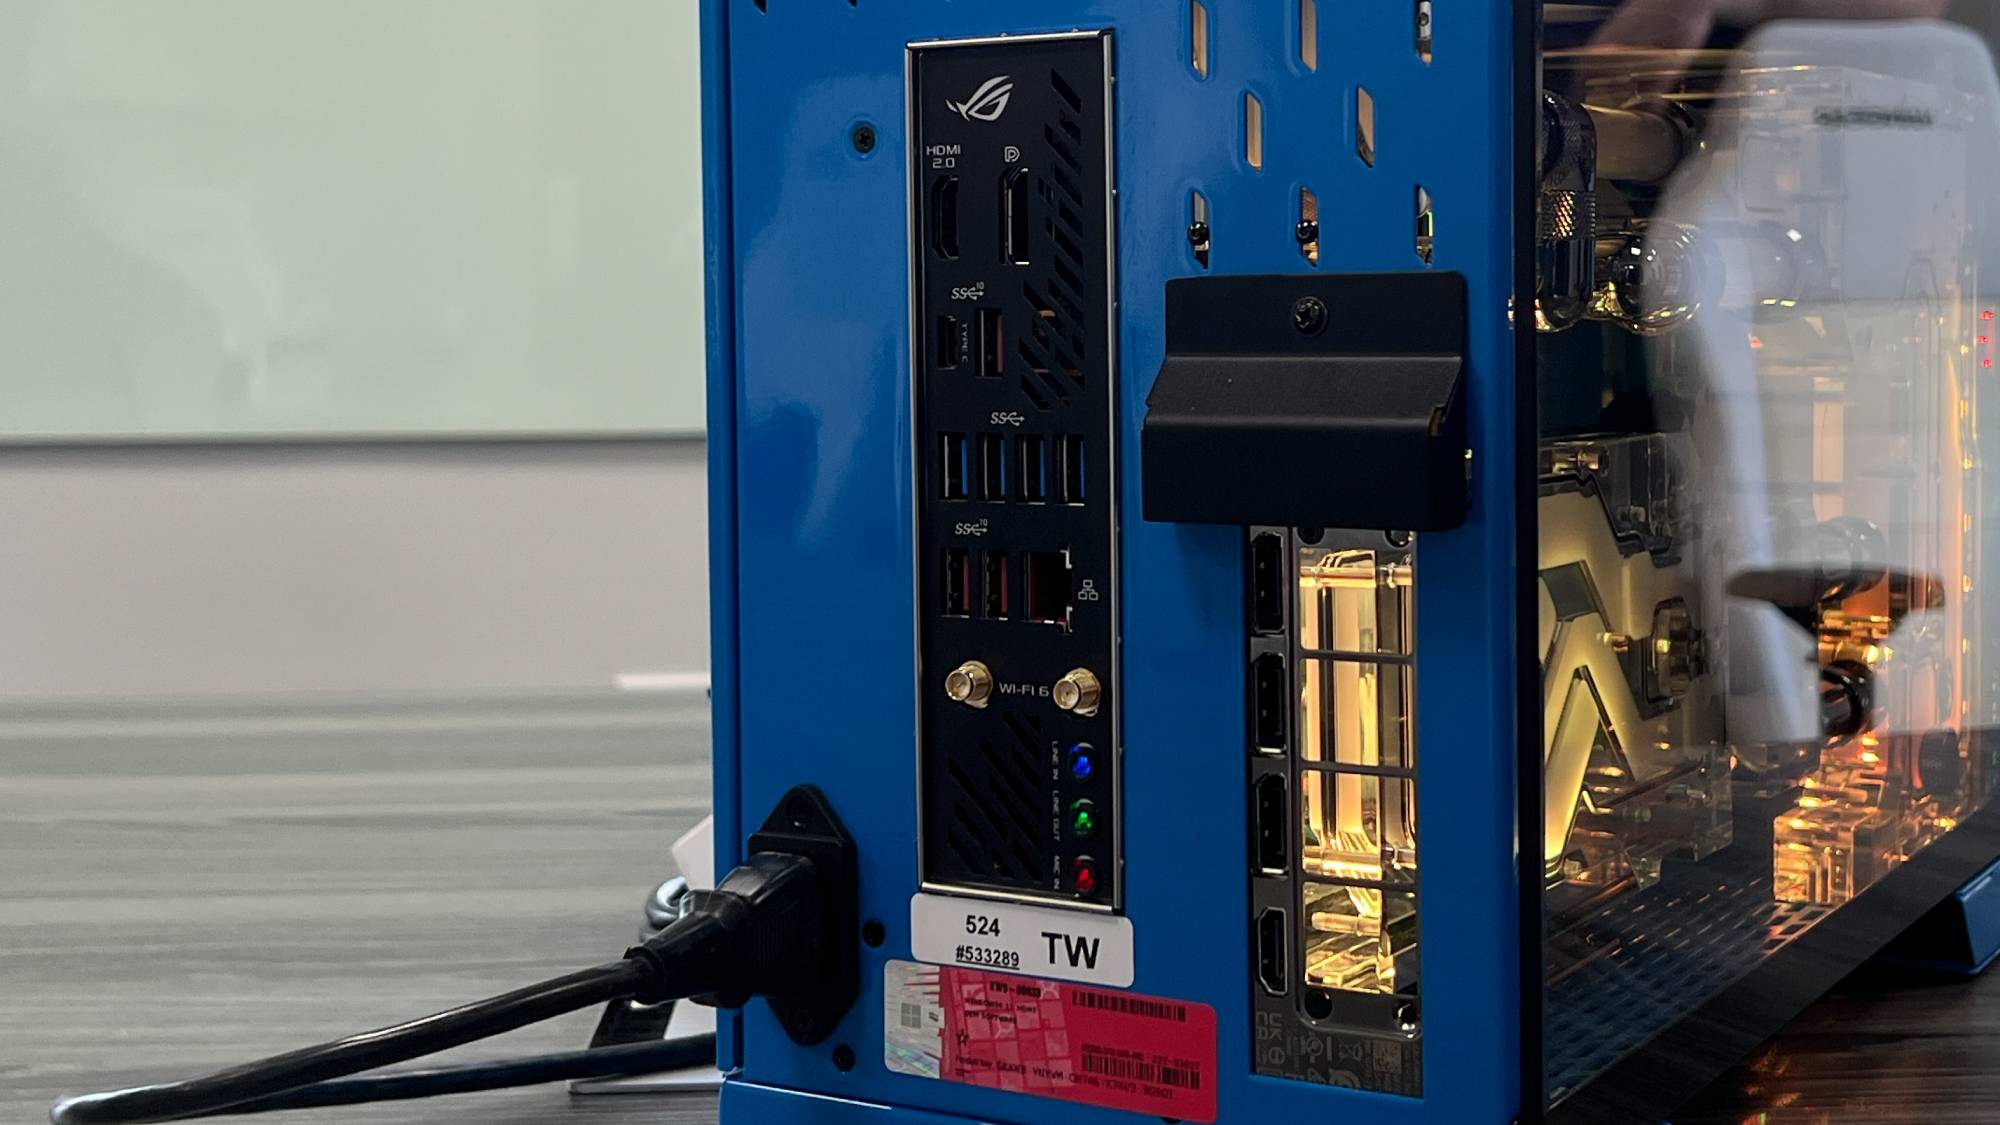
[1296,542,1418,999]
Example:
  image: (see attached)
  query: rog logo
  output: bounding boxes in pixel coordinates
[948,75,1014,122]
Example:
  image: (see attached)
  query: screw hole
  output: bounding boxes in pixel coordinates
[832,1044,857,1072]
[1297,527,1326,545]
[785,794,813,828]
[862,919,886,948]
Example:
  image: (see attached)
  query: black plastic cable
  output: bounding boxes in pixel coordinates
[210,1035,717,1116]
[51,848,831,1124]
[50,961,650,1124]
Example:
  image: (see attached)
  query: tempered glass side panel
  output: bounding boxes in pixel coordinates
[1535,5,2000,1108]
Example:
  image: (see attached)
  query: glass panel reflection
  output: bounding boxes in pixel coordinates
[1538,4,2000,1104]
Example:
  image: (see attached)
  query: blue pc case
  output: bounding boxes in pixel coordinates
[701,3,2000,1122]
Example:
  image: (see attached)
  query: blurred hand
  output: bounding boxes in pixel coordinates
[1595,0,1951,50]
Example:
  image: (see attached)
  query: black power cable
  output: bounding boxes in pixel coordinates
[51,785,860,1125]
[211,1036,718,1116]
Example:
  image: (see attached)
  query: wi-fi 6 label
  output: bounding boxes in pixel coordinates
[884,961,1218,1124]
[910,893,1134,987]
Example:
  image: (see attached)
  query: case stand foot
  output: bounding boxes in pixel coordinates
[1875,856,2000,976]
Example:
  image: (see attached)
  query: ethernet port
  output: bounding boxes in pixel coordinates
[1025,548,1073,628]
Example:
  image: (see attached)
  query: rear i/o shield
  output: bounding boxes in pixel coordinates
[910,32,1119,909]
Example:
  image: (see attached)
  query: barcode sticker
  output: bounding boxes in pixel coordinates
[883,960,1217,1123]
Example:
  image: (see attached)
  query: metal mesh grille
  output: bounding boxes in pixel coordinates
[1545,848,1832,1102]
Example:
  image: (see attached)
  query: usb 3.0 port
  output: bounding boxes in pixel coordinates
[936,315,964,369]
[930,176,961,260]
[982,549,1010,619]
[1057,435,1086,505]
[1001,168,1032,265]
[976,308,1004,379]
[943,547,972,617]
[978,434,1007,502]
[1017,435,1046,503]
[940,433,969,501]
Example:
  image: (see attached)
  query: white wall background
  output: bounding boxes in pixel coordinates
[0,0,707,439]
[0,441,708,701]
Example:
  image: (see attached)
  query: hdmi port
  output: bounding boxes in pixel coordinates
[1257,908,1288,996]
[930,176,961,260]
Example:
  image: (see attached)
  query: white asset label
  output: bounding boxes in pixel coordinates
[909,893,1135,987]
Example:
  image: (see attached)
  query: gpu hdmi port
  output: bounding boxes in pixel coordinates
[1257,908,1288,996]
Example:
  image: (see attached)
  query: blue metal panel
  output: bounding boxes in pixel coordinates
[698,0,745,1074]
[705,1,1524,1121]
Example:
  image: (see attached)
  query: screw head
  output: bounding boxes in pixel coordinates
[1293,296,1329,335]
[850,123,877,155]
[832,1044,857,1072]
[1295,219,1320,245]
[1186,221,1211,247]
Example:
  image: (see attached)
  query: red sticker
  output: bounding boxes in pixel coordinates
[883,961,1217,1123]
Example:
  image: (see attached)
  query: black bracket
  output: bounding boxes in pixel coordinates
[1142,272,1470,531]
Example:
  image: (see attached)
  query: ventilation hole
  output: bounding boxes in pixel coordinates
[996,718,1056,796]
[1190,190,1211,269]
[1416,0,1434,64]
[1298,186,1320,266]
[1300,0,1318,72]
[1050,227,1085,273]
[1191,1,1210,78]
[1017,343,1072,407]
[1050,70,1084,114]
[949,760,1034,856]
[1048,162,1084,204]
[1044,124,1082,171]
[1415,185,1435,264]
[980,738,1043,813]
[1016,368,1054,412]
[1245,92,1264,171]
[1048,250,1080,290]
[948,827,998,877]
[1356,86,1376,167]
[979,750,1046,840]
[1013,844,1043,878]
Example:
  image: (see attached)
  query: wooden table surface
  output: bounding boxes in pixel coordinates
[4,696,1995,1125]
